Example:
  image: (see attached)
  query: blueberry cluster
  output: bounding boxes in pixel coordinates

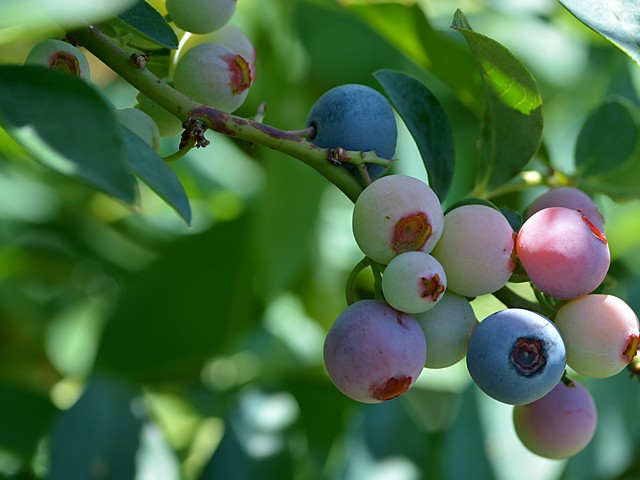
[310,85,639,459]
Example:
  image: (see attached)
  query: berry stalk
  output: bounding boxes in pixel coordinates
[67,23,381,203]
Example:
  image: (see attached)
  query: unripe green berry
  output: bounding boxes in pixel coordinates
[173,42,253,113]
[352,175,444,265]
[414,292,478,369]
[171,24,256,79]
[25,39,90,80]
[381,251,446,314]
[166,0,237,34]
[135,93,183,138]
[115,108,161,152]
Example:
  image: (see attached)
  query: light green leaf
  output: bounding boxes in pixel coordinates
[375,69,455,200]
[451,10,543,193]
[559,0,640,67]
[0,65,137,204]
[348,2,483,115]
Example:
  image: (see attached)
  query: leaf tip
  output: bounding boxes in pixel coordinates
[451,9,472,31]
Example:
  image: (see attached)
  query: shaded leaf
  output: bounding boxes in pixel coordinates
[0,384,57,458]
[444,197,500,214]
[452,10,543,193]
[201,389,296,480]
[375,69,455,200]
[95,218,259,383]
[113,0,178,50]
[348,2,483,115]
[0,65,136,204]
[122,127,191,224]
[575,98,639,176]
[48,375,143,480]
[579,153,640,201]
[559,0,640,67]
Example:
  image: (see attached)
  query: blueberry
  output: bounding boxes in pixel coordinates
[306,84,397,180]
[466,308,566,405]
[516,206,610,300]
[323,300,426,403]
[513,380,597,459]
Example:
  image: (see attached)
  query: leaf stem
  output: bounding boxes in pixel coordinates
[67,23,377,203]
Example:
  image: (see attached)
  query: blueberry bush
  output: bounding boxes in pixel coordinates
[2,0,640,478]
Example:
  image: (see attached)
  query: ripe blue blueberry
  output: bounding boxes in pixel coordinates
[306,84,397,179]
[466,308,566,405]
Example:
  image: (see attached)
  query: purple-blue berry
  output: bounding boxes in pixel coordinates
[466,308,566,405]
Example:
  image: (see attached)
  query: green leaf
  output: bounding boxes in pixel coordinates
[579,153,640,201]
[0,65,136,204]
[575,98,639,176]
[0,384,57,458]
[94,218,260,383]
[348,3,483,115]
[48,375,143,480]
[201,389,296,480]
[112,0,179,50]
[0,0,136,45]
[451,10,543,193]
[559,0,640,67]
[375,70,455,200]
[122,127,191,224]
[444,197,500,214]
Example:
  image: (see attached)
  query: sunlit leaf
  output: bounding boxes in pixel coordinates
[0,65,137,204]
[348,2,483,115]
[375,70,455,200]
[452,10,543,193]
[559,0,640,67]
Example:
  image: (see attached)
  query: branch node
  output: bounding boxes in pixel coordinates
[129,53,150,69]
[180,118,210,149]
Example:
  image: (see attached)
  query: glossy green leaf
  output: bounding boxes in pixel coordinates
[0,65,136,204]
[0,384,57,458]
[575,98,639,176]
[48,375,143,480]
[375,70,454,200]
[452,10,543,193]
[112,0,179,50]
[95,218,259,382]
[559,0,640,67]
[122,127,191,224]
[348,3,483,115]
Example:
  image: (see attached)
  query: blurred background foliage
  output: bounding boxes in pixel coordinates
[1,0,640,479]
